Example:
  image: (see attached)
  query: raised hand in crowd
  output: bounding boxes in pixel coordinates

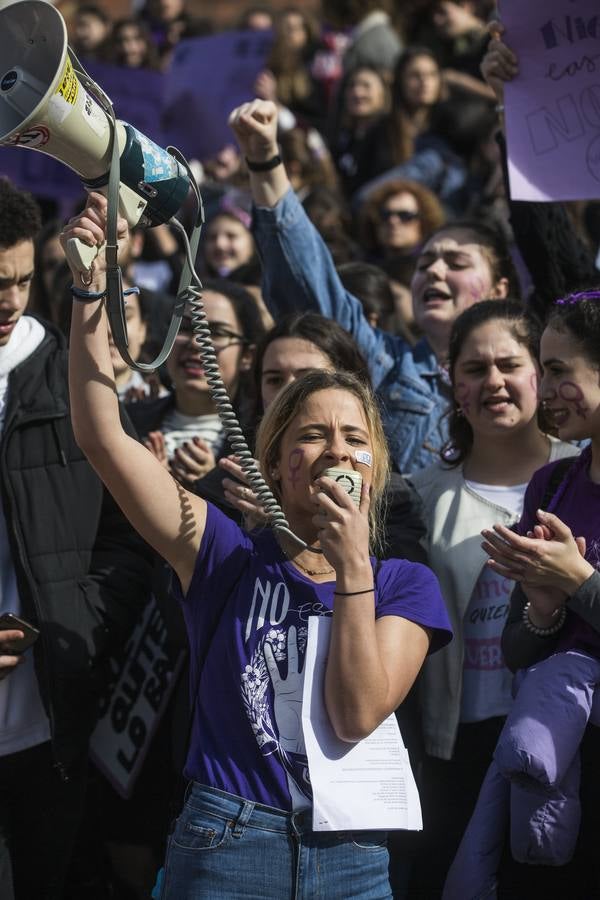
[228,100,288,206]
[254,69,279,104]
[229,99,279,158]
[480,20,518,107]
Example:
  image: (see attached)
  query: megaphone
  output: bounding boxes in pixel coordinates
[0,0,191,272]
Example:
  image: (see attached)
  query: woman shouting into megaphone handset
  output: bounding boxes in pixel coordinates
[62,192,451,899]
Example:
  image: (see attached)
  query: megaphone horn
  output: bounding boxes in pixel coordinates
[0,0,191,272]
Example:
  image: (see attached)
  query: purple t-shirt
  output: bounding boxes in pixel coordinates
[517,456,600,655]
[175,503,452,812]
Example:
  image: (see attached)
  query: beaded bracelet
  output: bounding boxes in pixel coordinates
[333,588,374,597]
[522,601,566,636]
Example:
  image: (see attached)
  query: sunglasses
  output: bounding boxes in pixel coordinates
[380,208,420,223]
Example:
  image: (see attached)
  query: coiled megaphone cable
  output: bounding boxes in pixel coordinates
[167,213,308,554]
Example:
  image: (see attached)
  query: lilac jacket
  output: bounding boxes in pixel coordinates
[443,649,600,899]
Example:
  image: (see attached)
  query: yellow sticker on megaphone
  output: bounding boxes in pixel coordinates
[55,57,78,106]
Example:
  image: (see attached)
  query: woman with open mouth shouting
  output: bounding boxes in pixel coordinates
[228,98,521,475]
[456,290,600,899]
[62,191,452,900]
[407,299,576,896]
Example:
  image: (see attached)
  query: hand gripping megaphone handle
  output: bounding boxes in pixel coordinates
[64,183,147,275]
[65,236,100,273]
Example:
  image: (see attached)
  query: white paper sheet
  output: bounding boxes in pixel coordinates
[302,616,423,832]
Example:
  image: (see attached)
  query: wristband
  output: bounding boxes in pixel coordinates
[71,285,140,303]
[71,284,106,302]
[333,588,374,597]
[522,601,566,636]
[245,154,282,172]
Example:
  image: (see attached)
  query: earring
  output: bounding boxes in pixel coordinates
[456,406,464,417]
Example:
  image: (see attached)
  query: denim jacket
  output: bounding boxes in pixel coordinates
[253,188,452,474]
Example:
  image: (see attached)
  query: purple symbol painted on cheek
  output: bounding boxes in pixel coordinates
[455,381,471,414]
[558,381,588,418]
[288,449,304,487]
[468,277,485,303]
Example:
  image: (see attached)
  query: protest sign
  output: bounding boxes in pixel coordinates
[90,594,186,798]
[502,0,600,201]
[162,29,272,161]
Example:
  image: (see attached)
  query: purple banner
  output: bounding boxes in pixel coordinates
[502,0,600,201]
[162,29,272,161]
[0,148,82,217]
[84,60,166,146]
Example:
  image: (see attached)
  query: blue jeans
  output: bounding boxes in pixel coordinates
[160,783,392,899]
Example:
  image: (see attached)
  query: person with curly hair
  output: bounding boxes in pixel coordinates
[359,178,445,263]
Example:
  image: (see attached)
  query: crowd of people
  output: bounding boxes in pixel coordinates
[1,1,600,899]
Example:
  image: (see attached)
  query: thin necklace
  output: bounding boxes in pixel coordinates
[284,550,334,577]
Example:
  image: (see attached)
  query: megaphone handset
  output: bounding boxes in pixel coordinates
[66,182,146,275]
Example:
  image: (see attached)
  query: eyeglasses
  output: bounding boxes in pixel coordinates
[176,321,245,351]
[379,208,420,223]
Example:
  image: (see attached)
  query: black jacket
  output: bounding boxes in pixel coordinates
[1,320,153,773]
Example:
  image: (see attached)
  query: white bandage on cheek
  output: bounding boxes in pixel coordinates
[355,450,373,467]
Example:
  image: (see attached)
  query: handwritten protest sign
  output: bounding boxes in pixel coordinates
[502,0,600,201]
[162,29,272,161]
[90,594,186,798]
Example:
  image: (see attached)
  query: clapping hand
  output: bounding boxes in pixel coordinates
[482,509,594,606]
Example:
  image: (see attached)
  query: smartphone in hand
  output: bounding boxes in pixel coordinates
[0,613,40,653]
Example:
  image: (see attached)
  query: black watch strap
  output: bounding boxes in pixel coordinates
[245,154,282,172]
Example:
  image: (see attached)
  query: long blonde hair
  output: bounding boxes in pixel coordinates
[255,371,390,554]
